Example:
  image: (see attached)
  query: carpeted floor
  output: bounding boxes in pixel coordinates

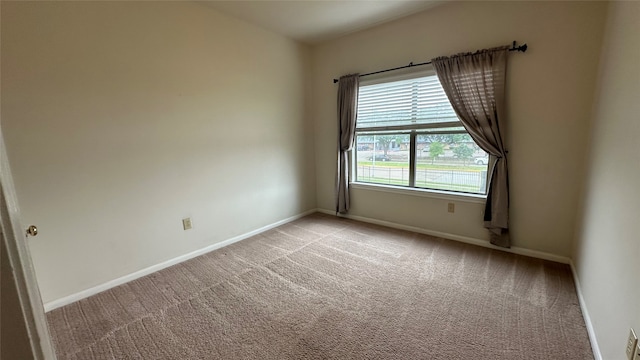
[46,213,594,359]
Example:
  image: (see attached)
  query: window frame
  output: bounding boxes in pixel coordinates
[351,68,491,199]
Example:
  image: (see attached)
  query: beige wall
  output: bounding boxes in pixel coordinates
[573,1,640,358]
[312,1,606,256]
[1,1,315,303]
[2,1,636,357]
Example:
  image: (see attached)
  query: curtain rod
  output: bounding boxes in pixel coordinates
[332,41,527,83]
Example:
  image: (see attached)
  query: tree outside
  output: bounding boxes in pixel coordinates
[452,144,474,165]
[428,142,444,164]
[375,135,406,156]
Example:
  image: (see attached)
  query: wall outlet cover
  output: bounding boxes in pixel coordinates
[182,217,193,230]
[633,343,640,360]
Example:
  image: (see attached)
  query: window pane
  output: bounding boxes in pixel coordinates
[415,134,488,194]
[356,133,410,187]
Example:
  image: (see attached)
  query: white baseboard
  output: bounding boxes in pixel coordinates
[316,208,571,264]
[569,260,602,360]
[44,207,571,312]
[43,209,317,312]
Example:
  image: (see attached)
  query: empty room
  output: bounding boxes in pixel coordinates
[1,1,638,359]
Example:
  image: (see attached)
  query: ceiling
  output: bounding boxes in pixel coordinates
[199,1,443,44]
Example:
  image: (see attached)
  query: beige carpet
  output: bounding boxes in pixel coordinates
[47,213,593,359]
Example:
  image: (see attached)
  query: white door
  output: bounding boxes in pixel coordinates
[1,127,56,359]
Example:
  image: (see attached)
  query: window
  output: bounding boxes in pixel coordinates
[354,70,490,195]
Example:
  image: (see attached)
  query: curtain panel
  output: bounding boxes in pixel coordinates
[431,46,511,247]
[335,74,360,214]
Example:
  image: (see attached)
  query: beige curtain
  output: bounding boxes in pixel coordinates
[335,74,359,214]
[432,46,511,247]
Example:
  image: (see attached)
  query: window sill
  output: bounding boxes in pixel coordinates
[350,182,487,204]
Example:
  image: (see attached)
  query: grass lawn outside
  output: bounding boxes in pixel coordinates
[356,161,487,194]
[357,176,481,193]
[357,161,486,172]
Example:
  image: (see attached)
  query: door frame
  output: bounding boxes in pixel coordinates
[1,127,56,359]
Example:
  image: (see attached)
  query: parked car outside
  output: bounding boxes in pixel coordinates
[369,154,390,162]
[474,155,489,165]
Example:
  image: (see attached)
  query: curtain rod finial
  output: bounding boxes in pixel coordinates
[509,41,528,53]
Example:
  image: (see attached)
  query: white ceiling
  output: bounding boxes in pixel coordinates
[199,1,443,44]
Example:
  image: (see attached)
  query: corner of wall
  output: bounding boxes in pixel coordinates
[570,2,610,265]
[569,1,640,359]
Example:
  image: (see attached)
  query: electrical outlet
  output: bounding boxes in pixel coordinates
[182,217,192,230]
[627,328,638,360]
[447,203,455,213]
[633,343,640,360]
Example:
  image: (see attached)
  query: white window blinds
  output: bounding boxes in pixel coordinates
[356,74,460,130]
